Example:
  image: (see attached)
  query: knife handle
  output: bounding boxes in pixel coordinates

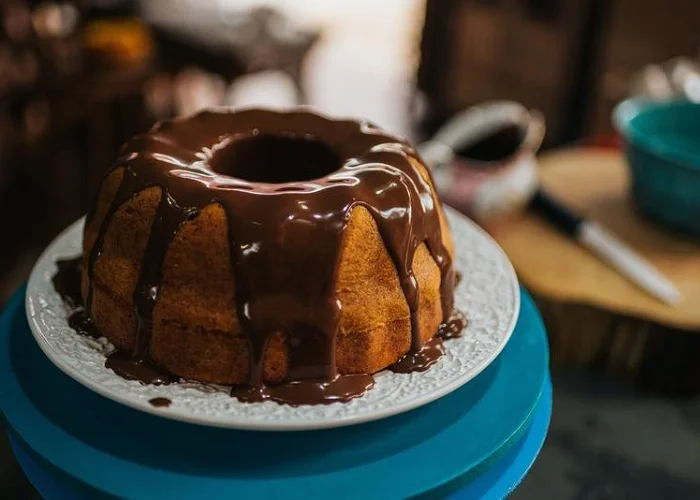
[529,189,583,237]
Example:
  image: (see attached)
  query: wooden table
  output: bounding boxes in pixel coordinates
[491,148,700,395]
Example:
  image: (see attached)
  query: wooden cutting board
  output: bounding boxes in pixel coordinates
[489,148,700,394]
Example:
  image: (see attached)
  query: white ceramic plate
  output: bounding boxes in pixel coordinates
[25,207,519,431]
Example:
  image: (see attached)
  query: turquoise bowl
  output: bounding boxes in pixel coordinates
[613,98,700,237]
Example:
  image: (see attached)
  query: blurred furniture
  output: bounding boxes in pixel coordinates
[81,63,153,202]
[0,2,320,308]
[418,0,593,145]
[590,0,700,134]
[0,0,86,303]
[0,2,154,306]
[492,148,700,395]
[418,0,700,145]
[145,5,319,104]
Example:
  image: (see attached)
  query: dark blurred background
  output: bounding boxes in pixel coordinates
[3,0,700,306]
[2,0,700,498]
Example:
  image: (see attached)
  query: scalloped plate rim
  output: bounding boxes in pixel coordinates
[25,207,519,431]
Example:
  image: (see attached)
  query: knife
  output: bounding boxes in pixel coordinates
[530,189,681,305]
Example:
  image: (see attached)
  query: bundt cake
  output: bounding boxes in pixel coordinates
[76,108,459,405]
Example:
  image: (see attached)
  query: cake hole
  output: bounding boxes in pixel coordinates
[210,134,342,183]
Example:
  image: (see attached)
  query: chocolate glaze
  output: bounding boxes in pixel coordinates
[82,109,459,405]
[389,336,445,373]
[53,257,101,338]
[149,397,172,408]
[52,257,83,309]
[67,310,101,339]
[106,351,177,385]
[231,374,375,406]
[439,310,467,340]
[52,257,178,381]
[389,310,467,373]
[53,258,466,395]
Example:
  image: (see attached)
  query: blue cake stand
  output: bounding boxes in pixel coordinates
[0,287,551,499]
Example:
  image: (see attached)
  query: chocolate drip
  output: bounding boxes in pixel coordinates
[149,397,172,407]
[68,310,101,339]
[52,257,83,309]
[389,310,467,373]
[231,374,375,406]
[389,336,445,373]
[82,109,457,405]
[53,257,101,338]
[53,257,178,381]
[132,192,193,359]
[105,351,177,385]
[439,310,467,340]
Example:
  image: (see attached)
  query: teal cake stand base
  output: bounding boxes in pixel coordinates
[1,287,551,499]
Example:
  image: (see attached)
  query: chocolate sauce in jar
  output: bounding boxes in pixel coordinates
[457,124,525,164]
